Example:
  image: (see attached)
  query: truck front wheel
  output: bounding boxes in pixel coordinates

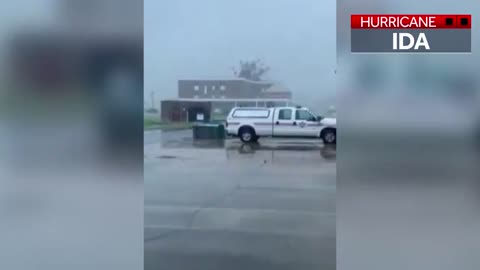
[321,128,336,145]
[239,127,257,143]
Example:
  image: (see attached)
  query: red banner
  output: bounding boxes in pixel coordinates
[351,14,471,29]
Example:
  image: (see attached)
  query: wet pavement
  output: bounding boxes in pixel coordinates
[144,129,336,270]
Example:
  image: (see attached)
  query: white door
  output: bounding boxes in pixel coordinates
[294,109,320,137]
[273,108,296,136]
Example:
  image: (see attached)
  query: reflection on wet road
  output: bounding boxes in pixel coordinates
[144,129,336,270]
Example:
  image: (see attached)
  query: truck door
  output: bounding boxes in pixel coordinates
[273,108,296,136]
[294,109,320,137]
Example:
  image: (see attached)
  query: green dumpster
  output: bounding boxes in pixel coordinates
[192,123,226,140]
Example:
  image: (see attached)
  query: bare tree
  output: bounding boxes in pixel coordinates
[232,59,270,81]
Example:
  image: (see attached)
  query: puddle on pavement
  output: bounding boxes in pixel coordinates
[156,155,177,159]
[148,129,336,162]
[223,142,336,163]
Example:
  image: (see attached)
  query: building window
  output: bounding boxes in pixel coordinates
[220,85,226,91]
[212,85,216,90]
[204,85,208,95]
[194,95,199,99]
[194,85,199,91]
[221,95,225,99]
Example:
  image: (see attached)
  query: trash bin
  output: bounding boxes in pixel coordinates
[192,123,226,140]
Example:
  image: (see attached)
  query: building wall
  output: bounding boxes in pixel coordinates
[161,99,291,122]
[263,91,292,99]
[161,100,212,122]
[178,79,273,99]
[164,79,292,122]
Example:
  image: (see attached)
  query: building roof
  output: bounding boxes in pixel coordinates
[162,98,291,102]
[178,77,274,85]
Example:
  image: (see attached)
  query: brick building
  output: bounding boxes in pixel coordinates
[161,78,292,122]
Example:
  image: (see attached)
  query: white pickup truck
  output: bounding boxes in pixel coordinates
[226,106,336,144]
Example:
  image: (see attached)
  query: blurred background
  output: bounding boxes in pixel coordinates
[337,1,480,269]
[0,1,143,269]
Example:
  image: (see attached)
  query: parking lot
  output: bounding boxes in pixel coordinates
[144,129,336,270]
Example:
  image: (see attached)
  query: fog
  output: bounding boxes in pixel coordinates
[144,0,336,113]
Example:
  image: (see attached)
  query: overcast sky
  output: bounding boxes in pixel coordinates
[1,0,336,112]
[145,0,336,111]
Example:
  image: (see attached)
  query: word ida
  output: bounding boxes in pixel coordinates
[393,32,430,50]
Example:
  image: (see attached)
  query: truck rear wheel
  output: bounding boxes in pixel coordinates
[239,127,256,143]
[321,128,336,145]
